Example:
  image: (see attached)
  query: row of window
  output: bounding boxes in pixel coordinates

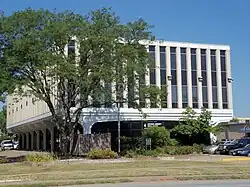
[9,101,29,115]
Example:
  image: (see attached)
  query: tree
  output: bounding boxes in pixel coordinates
[0,8,162,154]
[142,126,171,149]
[171,107,213,145]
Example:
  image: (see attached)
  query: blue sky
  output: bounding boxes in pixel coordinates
[1,0,250,117]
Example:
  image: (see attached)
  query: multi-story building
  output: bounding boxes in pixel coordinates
[6,40,233,151]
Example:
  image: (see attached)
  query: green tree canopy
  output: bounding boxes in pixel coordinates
[0,8,163,153]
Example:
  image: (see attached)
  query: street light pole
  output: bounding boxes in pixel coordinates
[117,102,121,154]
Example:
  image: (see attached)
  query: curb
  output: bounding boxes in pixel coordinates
[222,157,250,161]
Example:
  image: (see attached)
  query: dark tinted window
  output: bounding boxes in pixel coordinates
[192,86,198,102]
[212,72,217,86]
[202,87,208,102]
[171,70,177,85]
[170,47,176,53]
[201,56,206,70]
[201,49,206,55]
[221,56,226,71]
[192,71,197,86]
[211,49,216,55]
[150,69,156,84]
[220,50,226,56]
[171,54,176,69]
[181,54,186,69]
[212,87,218,102]
[181,70,187,85]
[160,70,166,85]
[182,86,188,102]
[160,52,166,68]
[172,85,178,103]
[211,56,216,71]
[181,48,186,53]
[191,55,196,70]
[160,46,166,52]
[191,48,196,54]
[149,45,155,52]
[202,71,207,86]
[222,87,228,102]
[221,72,227,86]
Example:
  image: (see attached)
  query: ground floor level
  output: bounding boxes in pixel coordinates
[7,108,233,152]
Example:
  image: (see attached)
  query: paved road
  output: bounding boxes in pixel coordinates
[70,180,250,187]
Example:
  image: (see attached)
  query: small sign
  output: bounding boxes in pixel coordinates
[146,138,151,146]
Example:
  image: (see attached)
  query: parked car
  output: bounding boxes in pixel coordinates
[0,140,14,151]
[203,140,233,154]
[230,144,250,156]
[216,138,250,155]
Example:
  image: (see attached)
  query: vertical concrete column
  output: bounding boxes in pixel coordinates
[17,134,21,149]
[216,49,223,109]
[155,45,161,108]
[196,48,203,108]
[226,50,233,109]
[36,130,40,151]
[42,129,47,151]
[26,132,29,150]
[49,127,55,153]
[30,131,34,150]
[176,47,182,108]
[206,49,213,109]
[186,48,192,107]
[166,46,172,109]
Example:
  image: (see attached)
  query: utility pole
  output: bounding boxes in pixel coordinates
[117,102,121,154]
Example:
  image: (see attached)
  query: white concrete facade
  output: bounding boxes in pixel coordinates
[6,40,233,150]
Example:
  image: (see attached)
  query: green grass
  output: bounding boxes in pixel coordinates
[1,160,250,186]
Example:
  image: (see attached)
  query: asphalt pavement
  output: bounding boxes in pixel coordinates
[69,180,250,187]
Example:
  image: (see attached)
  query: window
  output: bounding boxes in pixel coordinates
[12,109,14,113]
[149,45,155,52]
[181,70,187,85]
[26,101,28,106]
[171,70,177,85]
[212,72,217,86]
[202,86,208,108]
[221,50,228,108]
[150,69,156,85]
[211,55,216,71]
[182,86,188,108]
[16,107,18,112]
[192,86,198,108]
[212,87,218,109]
[9,112,10,115]
[172,85,178,108]
[160,52,166,68]
[171,54,176,69]
[21,104,22,109]
[191,55,196,70]
[192,71,197,86]
[181,48,186,69]
[160,70,166,85]
[202,71,207,86]
[201,56,206,70]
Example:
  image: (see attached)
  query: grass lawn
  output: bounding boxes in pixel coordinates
[1,159,250,186]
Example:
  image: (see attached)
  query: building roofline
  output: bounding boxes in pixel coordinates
[139,40,230,50]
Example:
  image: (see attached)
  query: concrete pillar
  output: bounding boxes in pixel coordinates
[30,131,34,150]
[42,129,47,151]
[166,46,172,109]
[216,49,223,109]
[226,50,233,109]
[26,132,29,150]
[176,47,182,108]
[36,130,40,151]
[196,48,203,108]
[206,49,213,109]
[186,48,192,107]
[49,127,55,153]
[155,45,161,108]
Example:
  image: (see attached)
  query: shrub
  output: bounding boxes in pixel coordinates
[164,145,203,155]
[25,152,56,163]
[0,157,8,164]
[142,126,171,149]
[87,149,118,159]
